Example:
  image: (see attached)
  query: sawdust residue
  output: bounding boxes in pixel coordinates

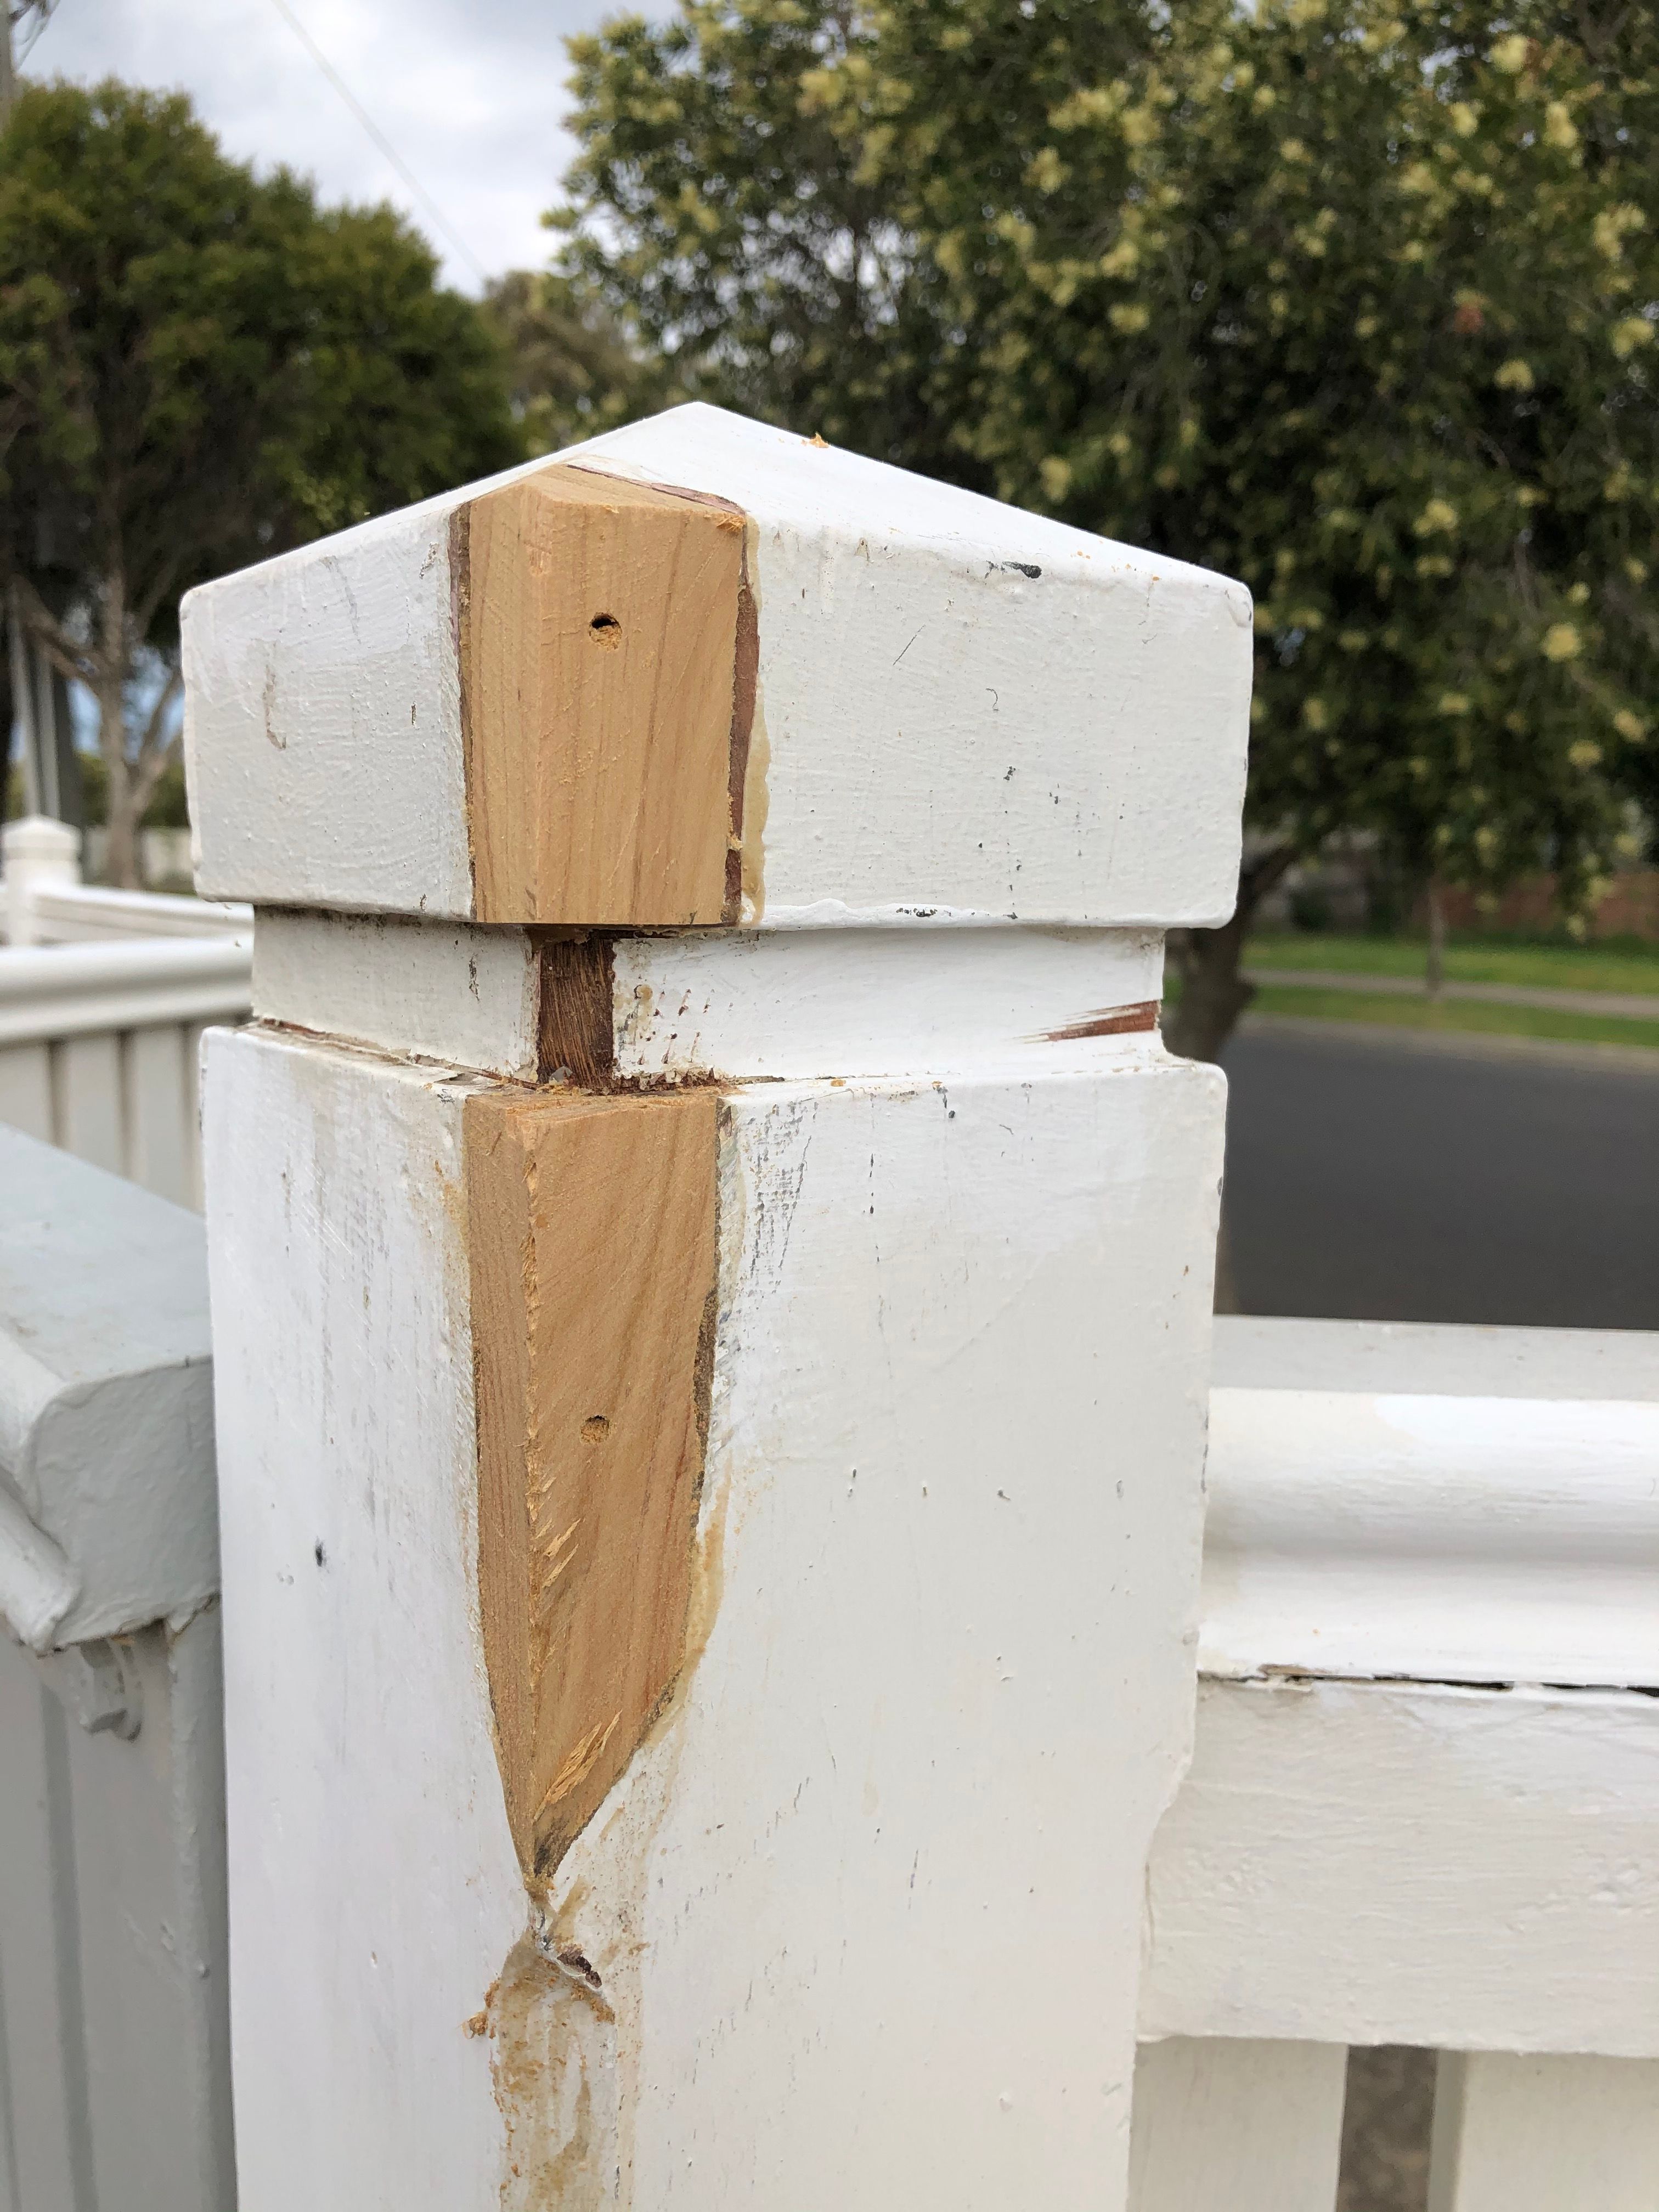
[487,1928,618,2211]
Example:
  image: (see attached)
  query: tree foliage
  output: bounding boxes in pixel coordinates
[479,267,677,454]
[560,0,1659,1051]
[0,79,521,882]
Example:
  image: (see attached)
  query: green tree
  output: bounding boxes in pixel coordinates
[0,79,522,885]
[560,0,1659,1056]
[480,267,677,454]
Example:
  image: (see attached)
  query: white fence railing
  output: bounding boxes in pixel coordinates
[1134,1314,1659,2210]
[4,409,1651,2211]
[0,1127,232,2212]
[0,815,251,1207]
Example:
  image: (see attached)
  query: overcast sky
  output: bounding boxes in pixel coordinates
[26,0,636,292]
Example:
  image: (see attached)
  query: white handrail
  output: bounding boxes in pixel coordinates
[1,811,252,945]
[1203,1384,1659,1689]
[29,878,252,943]
[0,936,253,1045]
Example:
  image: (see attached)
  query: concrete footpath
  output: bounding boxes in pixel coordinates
[1246,964,1659,1023]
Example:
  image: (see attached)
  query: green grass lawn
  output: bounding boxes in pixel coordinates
[1244,982,1659,1052]
[1245,931,1659,998]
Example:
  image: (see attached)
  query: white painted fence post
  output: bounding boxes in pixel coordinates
[3,813,81,946]
[184,403,1251,2211]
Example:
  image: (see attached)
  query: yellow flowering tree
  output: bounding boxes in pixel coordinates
[561,0,1658,1054]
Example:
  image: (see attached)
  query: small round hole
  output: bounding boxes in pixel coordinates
[582,1414,610,1443]
[589,612,622,645]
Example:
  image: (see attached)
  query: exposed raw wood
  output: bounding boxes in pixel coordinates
[1128,2038,1348,2212]
[191,404,1248,2211]
[536,933,615,1088]
[537,1058,1224,2209]
[464,1084,718,1880]
[204,1029,526,2211]
[249,916,1169,1087]
[455,466,744,925]
[183,405,1251,927]
[206,1017,1226,2211]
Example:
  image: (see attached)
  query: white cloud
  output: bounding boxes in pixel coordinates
[26,0,638,291]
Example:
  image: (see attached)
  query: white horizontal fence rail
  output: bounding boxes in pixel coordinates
[1131,1315,1659,2212]
[0,816,252,1206]
[2,814,253,948]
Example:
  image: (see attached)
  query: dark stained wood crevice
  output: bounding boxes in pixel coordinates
[537,934,616,1088]
[724,546,759,921]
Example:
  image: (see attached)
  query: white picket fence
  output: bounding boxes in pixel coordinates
[1136,1314,1659,2210]
[2,408,1654,2211]
[0,815,251,1206]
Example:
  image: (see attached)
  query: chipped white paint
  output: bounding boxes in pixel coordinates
[1127,2038,1347,2212]
[546,1056,1222,2209]
[183,482,488,918]
[249,911,1165,1084]
[184,403,1250,927]
[251,909,541,1079]
[202,1008,1227,2212]
[577,407,1252,929]
[191,419,1251,2209]
[202,1028,526,2211]
[608,923,1163,1079]
[1426,2051,1659,2212]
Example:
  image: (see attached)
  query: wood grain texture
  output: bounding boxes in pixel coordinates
[535,934,615,1089]
[184,407,1251,926]
[464,1085,718,1881]
[454,465,744,926]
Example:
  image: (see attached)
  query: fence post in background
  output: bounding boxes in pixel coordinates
[184,403,1251,2211]
[3,814,80,946]
[0,1127,232,2212]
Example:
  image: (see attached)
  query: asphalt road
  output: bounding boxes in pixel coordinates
[1221,1021,1659,1330]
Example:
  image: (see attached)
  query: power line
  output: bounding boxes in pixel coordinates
[262,0,489,286]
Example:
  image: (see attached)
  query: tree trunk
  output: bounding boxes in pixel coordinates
[1425,880,1447,1000]
[1164,847,1297,1319]
[101,703,141,888]
[1163,846,1296,1066]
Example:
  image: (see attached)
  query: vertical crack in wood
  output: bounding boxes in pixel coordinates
[725,529,759,922]
[465,1085,719,1888]
[448,502,476,902]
